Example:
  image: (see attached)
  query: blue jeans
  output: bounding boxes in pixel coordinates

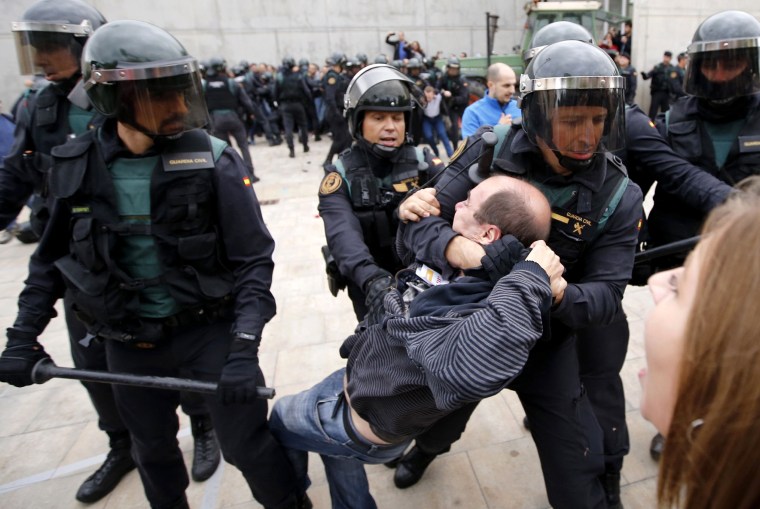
[270,369,410,509]
[422,115,454,157]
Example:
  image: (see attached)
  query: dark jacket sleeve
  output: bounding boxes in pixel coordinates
[235,83,256,116]
[551,181,643,329]
[213,148,276,337]
[628,105,731,212]
[10,198,70,337]
[0,104,41,230]
[318,167,385,290]
[399,137,481,276]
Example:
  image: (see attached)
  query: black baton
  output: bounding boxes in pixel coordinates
[31,358,275,399]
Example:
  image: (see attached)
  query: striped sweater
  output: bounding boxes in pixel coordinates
[342,261,551,443]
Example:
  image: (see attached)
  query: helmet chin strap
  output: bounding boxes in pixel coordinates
[554,149,597,174]
[357,133,404,160]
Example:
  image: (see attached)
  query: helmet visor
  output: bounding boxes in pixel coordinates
[12,26,84,76]
[684,38,760,99]
[523,87,626,154]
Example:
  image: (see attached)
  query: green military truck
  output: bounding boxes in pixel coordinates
[442,0,628,88]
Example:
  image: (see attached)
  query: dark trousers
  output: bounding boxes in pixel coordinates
[324,112,352,165]
[65,295,207,436]
[250,100,280,143]
[446,110,462,149]
[576,313,630,475]
[414,335,606,509]
[210,111,255,175]
[280,101,309,150]
[648,90,670,119]
[105,321,298,509]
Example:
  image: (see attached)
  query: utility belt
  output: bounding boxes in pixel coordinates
[75,297,234,349]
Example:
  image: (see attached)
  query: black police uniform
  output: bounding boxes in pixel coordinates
[398,124,643,508]
[204,74,257,176]
[436,72,469,147]
[242,70,283,146]
[620,65,638,105]
[642,62,674,119]
[406,71,428,146]
[275,67,311,155]
[8,119,299,508]
[322,69,352,165]
[319,142,443,320]
[648,95,760,250]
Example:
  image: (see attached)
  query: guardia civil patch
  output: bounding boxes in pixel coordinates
[319,172,343,195]
[328,77,336,85]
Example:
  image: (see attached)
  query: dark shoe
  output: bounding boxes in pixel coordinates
[393,446,437,489]
[523,416,531,431]
[384,456,401,469]
[303,144,310,153]
[314,134,322,142]
[75,446,136,503]
[191,416,221,482]
[273,138,283,146]
[250,174,261,183]
[650,432,665,461]
[600,471,623,509]
[289,147,295,158]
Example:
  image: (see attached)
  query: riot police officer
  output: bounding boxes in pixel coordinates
[204,57,259,182]
[436,56,469,148]
[394,41,642,509]
[318,64,443,321]
[0,19,306,509]
[642,51,675,119]
[1,1,217,502]
[322,52,352,167]
[646,9,760,461]
[275,56,311,158]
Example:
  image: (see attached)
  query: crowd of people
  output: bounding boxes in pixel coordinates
[1,1,760,509]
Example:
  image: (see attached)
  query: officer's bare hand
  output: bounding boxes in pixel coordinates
[442,90,452,98]
[398,188,441,222]
[526,241,566,301]
[499,113,512,126]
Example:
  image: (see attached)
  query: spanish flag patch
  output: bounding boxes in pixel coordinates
[243,177,252,186]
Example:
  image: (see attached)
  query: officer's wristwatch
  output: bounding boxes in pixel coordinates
[234,332,260,342]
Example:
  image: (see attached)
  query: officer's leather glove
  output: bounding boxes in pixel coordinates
[481,235,530,284]
[364,270,394,326]
[0,329,50,387]
[218,335,261,405]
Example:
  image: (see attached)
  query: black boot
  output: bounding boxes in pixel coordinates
[75,433,135,503]
[289,146,296,158]
[190,414,221,482]
[393,446,438,489]
[303,144,310,153]
[600,471,623,509]
[650,432,665,461]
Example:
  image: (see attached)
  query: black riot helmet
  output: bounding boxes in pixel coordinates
[282,56,296,69]
[520,40,625,173]
[355,53,368,66]
[82,20,209,139]
[684,10,760,101]
[374,54,389,64]
[11,0,107,79]
[523,21,594,65]
[206,57,226,77]
[344,63,417,157]
[326,51,347,67]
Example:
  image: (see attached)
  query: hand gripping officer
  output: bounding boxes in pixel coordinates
[395,41,643,509]
[0,20,307,509]
[318,64,444,323]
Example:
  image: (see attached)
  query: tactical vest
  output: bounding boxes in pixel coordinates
[204,76,239,112]
[334,145,428,252]
[666,96,760,186]
[278,71,304,102]
[49,129,232,343]
[490,124,629,274]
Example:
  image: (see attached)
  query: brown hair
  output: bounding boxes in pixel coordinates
[657,176,760,508]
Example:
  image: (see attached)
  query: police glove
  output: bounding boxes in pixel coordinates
[364,270,394,326]
[0,329,50,387]
[481,235,530,284]
[218,334,261,405]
